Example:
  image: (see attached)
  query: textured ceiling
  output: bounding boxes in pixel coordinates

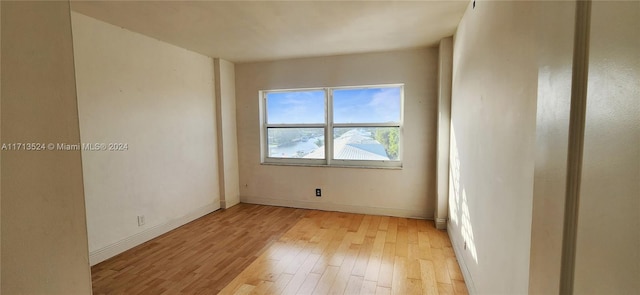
[71,1,468,63]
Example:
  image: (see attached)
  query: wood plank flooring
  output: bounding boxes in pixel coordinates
[91,204,467,295]
[91,204,307,294]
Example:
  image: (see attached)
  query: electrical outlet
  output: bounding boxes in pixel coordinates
[315,188,322,197]
[137,215,145,226]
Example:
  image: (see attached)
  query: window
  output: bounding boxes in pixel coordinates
[261,84,403,168]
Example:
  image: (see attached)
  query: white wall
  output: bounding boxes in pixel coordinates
[528,1,576,294]
[236,48,438,218]
[71,12,220,264]
[1,2,93,293]
[450,1,639,294]
[214,58,240,208]
[435,37,453,229]
[574,2,639,293]
[448,1,539,293]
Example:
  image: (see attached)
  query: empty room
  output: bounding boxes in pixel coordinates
[1,0,638,294]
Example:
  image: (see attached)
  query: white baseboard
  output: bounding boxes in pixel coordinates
[226,197,240,208]
[435,218,447,230]
[89,201,220,266]
[241,196,430,219]
[222,197,240,209]
[448,220,477,295]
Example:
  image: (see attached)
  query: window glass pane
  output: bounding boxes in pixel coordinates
[333,87,401,124]
[267,128,324,159]
[266,90,325,124]
[333,127,400,161]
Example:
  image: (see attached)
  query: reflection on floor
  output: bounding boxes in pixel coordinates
[91,204,467,294]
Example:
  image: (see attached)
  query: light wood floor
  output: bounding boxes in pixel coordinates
[91,204,467,295]
[91,204,307,294]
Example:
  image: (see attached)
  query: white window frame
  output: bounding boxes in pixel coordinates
[260,84,404,169]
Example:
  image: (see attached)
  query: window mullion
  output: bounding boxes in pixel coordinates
[326,88,333,165]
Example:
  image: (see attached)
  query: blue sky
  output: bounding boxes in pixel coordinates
[266,90,325,124]
[266,87,401,124]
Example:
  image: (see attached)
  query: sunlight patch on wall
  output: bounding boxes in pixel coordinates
[461,188,478,263]
[449,126,461,226]
[448,126,478,264]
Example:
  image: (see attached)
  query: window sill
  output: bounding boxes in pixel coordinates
[260,162,403,170]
